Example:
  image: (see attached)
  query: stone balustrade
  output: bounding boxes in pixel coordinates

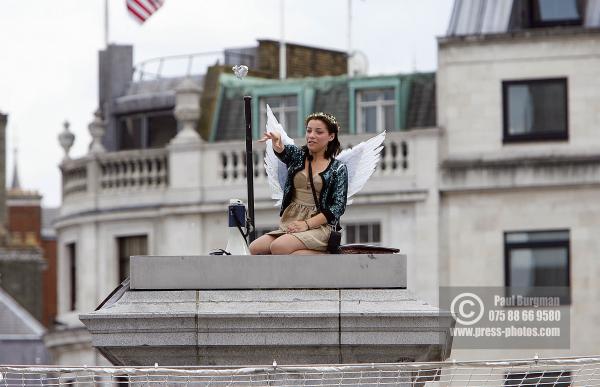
[98,149,168,192]
[59,130,432,217]
[60,159,88,198]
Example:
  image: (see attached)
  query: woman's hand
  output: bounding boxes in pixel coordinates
[258,131,284,153]
[286,220,309,233]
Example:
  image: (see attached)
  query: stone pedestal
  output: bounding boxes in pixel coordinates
[80,254,454,366]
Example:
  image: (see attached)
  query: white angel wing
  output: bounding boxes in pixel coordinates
[263,104,295,206]
[336,131,386,204]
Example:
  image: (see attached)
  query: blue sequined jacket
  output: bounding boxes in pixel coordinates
[275,144,348,225]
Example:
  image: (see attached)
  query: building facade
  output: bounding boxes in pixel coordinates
[438,0,600,359]
[54,0,600,364]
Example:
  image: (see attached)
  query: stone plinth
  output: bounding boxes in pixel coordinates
[80,254,454,366]
[130,254,407,289]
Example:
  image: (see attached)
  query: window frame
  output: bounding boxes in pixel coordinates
[259,95,300,138]
[529,0,583,28]
[251,85,306,139]
[116,109,178,150]
[348,77,405,134]
[502,78,569,143]
[343,222,382,245]
[67,242,77,311]
[355,88,397,134]
[117,234,148,283]
[504,229,571,305]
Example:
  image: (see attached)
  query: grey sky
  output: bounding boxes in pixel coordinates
[0,0,453,207]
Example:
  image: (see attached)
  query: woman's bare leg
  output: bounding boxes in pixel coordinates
[249,234,276,255]
[269,234,307,255]
[291,249,327,255]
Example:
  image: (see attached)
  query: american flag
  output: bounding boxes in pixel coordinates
[126,0,165,24]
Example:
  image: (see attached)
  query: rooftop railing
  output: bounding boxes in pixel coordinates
[133,50,256,81]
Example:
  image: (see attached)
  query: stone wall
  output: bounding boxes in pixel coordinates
[437,31,600,158]
[257,40,347,79]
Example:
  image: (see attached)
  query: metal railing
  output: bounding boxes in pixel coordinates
[1,356,599,386]
[134,50,256,81]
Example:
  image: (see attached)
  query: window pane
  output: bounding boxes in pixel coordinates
[148,114,178,148]
[382,89,395,100]
[506,81,567,136]
[361,106,377,133]
[263,96,281,108]
[347,225,356,244]
[383,105,396,131]
[118,116,143,150]
[260,95,298,135]
[67,243,77,311]
[118,235,148,283]
[284,95,298,106]
[360,90,380,102]
[537,0,580,22]
[508,85,533,134]
[285,111,298,133]
[372,224,381,243]
[359,224,369,242]
[509,247,568,287]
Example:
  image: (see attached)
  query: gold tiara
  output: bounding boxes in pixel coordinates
[306,112,339,128]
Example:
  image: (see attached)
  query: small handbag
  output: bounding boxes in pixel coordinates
[308,157,342,254]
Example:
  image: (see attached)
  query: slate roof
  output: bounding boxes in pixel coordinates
[0,287,45,336]
[447,0,600,36]
[211,73,436,142]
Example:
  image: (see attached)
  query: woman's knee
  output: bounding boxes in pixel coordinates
[249,235,273,255]
[270,236,302,255]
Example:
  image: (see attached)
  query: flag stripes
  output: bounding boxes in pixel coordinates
[126,0,164,24]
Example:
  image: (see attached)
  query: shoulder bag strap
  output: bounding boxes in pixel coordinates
[307,156,321,212]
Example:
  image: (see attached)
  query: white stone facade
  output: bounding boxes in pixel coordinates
[437,30,600,359]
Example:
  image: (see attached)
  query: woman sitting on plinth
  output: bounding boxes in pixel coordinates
[249,112,348,255]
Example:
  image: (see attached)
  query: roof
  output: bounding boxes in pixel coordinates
[211,73,436,142]
[0,287,45,337]
[446,0,600,36]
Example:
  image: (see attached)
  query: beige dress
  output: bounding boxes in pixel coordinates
[266,171,331,251]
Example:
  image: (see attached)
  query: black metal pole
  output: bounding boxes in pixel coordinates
[244,96,256,243]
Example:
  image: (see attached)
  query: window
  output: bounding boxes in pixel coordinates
[344,223,381,245]
[118,111,177,150]
[259,95,298,137]
[356,88,396,133]
[530,0,582,27]
[67,243,77,311]
[502,79,568,143]
[117,235,148,282]
[505,371,571,386]
[504,230,570,304]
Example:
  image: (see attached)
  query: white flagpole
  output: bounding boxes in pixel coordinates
[279,0,286,79]
[347,0,352,76]
[104,0,109,47]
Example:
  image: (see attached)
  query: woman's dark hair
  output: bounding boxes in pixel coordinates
[303,112,341,159]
